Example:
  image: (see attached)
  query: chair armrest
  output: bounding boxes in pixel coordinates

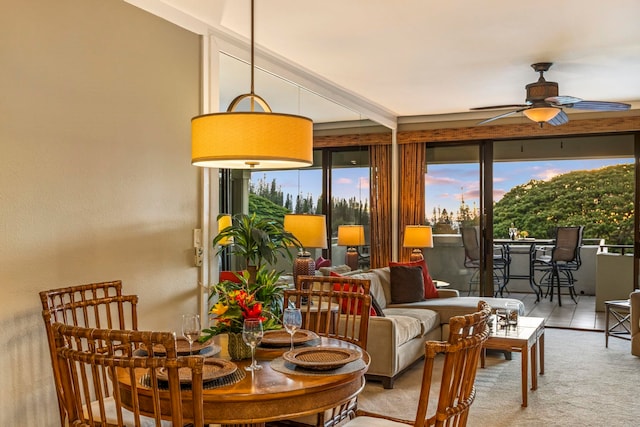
[631,291,640,335]
[437,289,459,298]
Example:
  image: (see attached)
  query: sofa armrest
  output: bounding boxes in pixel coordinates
[366,317,401,376]
[437,289,459,298]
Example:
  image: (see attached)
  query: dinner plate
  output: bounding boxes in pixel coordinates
[282,347,361,371]
[147,337,217,356]
[260,329,319,347]
[156,358,237,384]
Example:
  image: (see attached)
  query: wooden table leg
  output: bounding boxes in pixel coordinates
[520,344,528,407]
[481,347,486,368]
[539,331,545,375]
[530,341,538,391]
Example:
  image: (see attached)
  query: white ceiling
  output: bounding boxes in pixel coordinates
[128,0,640,128]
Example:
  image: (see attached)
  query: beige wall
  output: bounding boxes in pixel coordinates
[0,1,201,425]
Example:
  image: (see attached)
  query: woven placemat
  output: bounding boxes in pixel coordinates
[141,368,246,390]
[270,356,366,376]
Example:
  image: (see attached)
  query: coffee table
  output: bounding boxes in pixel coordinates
[481,316,545,407]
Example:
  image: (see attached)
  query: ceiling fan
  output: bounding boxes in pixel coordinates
[471,62,631,127]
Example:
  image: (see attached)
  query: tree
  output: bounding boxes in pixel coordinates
[494,164,634,244]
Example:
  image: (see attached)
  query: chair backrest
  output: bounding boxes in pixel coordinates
[284,275,371,349]
[39,281,138,425]
[413,301,491,427]
[53,323,205,427]
[460,227,480,265]
[552,226,584,263]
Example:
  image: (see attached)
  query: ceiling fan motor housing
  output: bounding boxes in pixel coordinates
[526,80,558,103]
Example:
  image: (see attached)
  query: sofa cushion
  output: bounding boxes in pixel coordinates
[389,259,438,299]
[389,265,425,303]
[383,308,440,337]
[387,296,524,324]
[376,313,424,346]
[347,270,388,309]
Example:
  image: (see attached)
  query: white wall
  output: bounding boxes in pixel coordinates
[0,1,200,425]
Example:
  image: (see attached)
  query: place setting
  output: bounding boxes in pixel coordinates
[260,307,320,349]
[140,313,245,390]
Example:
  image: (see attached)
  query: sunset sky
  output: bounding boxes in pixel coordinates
[250,158,632,216]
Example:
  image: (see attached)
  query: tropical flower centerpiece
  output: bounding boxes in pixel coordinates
[200,268,287,359]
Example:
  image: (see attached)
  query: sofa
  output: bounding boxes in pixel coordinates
[631,290,640,357]
[341,266,524,389]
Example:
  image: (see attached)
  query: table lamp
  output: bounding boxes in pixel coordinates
[403,225,433,261]
[284,214,328,282]
[337,225,365,271]
[217,214,233,246]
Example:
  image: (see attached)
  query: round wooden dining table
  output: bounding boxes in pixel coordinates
[116,334,370,427]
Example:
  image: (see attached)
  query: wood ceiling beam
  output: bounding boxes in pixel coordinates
[313,114,640,148]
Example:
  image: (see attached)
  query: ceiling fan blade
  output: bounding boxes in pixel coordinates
[568,100,631,111]
[477,108,528,125]
[471,104,529,111]
[547,110,569,126]
[546,96,582,106]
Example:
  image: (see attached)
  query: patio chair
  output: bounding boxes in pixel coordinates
[53,323,205,427]
[461,226,511,297]
[532,226,584,306]
[341,301,491,427]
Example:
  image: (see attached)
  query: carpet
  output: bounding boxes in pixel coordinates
[358,328,640,426]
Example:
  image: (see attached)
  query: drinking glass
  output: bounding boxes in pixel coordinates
[243,319,264,371]
[181,313,201,355]
[506,302,520,329]
[283,308,302,352]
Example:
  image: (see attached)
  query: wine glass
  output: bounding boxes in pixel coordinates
[243,319,264,371]
[283,308,302,352]
[181,313,201,355]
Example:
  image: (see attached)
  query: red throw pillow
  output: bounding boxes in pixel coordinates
[389,259,438,299]
[331,276,376,316]
[316,256,331,268]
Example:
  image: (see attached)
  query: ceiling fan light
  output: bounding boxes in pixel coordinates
[523,107,560,123]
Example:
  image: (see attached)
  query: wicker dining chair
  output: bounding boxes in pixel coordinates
[39,280,138,426]
[277,275,372,427]
[53,323,205,427]
[285,275,372,350]
[342,301,491,427]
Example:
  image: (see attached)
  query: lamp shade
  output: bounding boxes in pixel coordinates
[192,111,313,169]
[523,107,560,123]
[337,225,365,247]
[217,214,233,246]
[284,214,328,249]
[403,225,434,248]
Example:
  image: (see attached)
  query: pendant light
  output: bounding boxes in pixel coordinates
[191,0,313,169]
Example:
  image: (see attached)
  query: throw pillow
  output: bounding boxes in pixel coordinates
[389,259,438,299]
[315,256,331,268]
[389,265,425,303]
[370,294,386,317]
[331,279,376,316]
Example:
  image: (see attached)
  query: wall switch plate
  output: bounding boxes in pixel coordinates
[193,228,202,248]
[194,247,203,267]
